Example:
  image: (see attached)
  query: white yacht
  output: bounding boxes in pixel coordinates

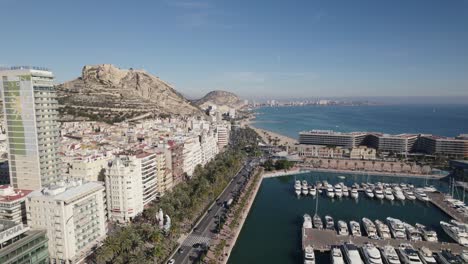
[325,215,335,230]
[403,189,416,200]
[384,188,395,201]
[366,188,375,198]
[414,189,430,202]
[304,245,315,264]
[375,220,392,239]
[302,180,309,195]
[313,214,323,229]
[361,243,383,264]
[331,246,345,264]
[362,218,378,239]
[415,223,438,242]
[327,185,335,198]
[309,185,317,196]
[351,188,359,199]
[417,247,437,264]
[335,184,343,198]
[343,185,349,197]
[337,220,349,236]
[436,250,463,264]
[393,187,406,201]
[404,223,423,241]
[350,221,362,236]
[380,245,401,264]
[295,180,302,195]
[397,244,423,264]
[343,243,364,264]
[303,214,313,229]
[375,188,385,200]
[386,217,407,240]
[440,221,468,246]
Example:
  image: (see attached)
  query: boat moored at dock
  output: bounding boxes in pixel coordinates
[404,223,423,241]
[331,246,345,264]
[440,221,468,247]
[385,188,395,201]
[325,215,335,230]
[342,243,364,264]
[375,220,392,239]
[337,220,349,236]
[397,244,423,264]
[415,223,438,242]
[313,214,323,229]
[387,217,407,240]
[304,245,315,264]
[363,218,379,239]
[380,245,401,264]
[350,220,362,237]
[417,247,437,264]
[361,243,384,264]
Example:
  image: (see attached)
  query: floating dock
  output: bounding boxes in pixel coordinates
[302,228,466,254]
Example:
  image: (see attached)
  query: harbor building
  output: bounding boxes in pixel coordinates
[0,219,49,264]
[105,157,144,223]
[26,181,107,264]
[298,130,367,148]
[0,67,61,190]
[0,185,31,224]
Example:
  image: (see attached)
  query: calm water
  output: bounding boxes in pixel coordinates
[252,105,468,139]
[228,172,459,264]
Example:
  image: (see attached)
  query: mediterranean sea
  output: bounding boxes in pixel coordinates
[252,104,468,139]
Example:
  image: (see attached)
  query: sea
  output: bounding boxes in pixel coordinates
[228,104,468,264]
[251,104,468,138]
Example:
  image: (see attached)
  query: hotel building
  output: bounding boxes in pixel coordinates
[26,181,107,264]
[298,130,367,148]
[0,67,61,190]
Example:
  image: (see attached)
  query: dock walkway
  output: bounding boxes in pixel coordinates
[428,192,468,223]
[303,228,465,254]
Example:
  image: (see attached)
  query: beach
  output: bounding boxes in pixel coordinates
[245,119,298,147]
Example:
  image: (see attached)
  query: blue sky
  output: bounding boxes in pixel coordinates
[1,0,467,100]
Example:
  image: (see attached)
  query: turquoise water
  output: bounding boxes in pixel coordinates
[252,105,468,139]
[228,172,456,264]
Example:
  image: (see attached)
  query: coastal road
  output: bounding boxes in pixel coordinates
[170,158,257,264]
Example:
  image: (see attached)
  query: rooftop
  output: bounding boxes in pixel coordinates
[0,66,50,71]
[0,185,32,202]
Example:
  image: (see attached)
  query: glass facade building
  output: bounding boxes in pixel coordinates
[0,67,61,190]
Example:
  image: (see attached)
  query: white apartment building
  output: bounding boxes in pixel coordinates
[155,151,173,196]
[200,131,219,166]
[105,157,144,223]
[69,156,111,182]
[182,137,202,177]
[216,124,230,149]
[350,146,377,160]
[26,181,107,264]
[0,67,61,190]
[0,185,32,224]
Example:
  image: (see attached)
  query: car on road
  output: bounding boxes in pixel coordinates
[168,259,175,264]
[178,248,184,254]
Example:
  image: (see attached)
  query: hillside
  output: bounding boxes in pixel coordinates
[195,90,244,112]
[57,64,202,122]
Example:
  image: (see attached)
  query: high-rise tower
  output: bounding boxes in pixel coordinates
[0,66,61,190]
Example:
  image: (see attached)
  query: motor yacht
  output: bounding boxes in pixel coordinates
[366,188,375,198]
[309,185,317,196]
[386,217,407,240]
[393,187,406,201]
[337,220,349,236]
[375,188,385,200]
[303,214,313,229]
[331,246,345,264]
[417,247,437,264]
[460,250,468,263]
[325,215,335,230]
[362,218,378,239]
[380,245,401,264]
[414,189,430,202]
[440,221,468,246]
[351,188,359,199]
[361,243,383,264]
[343,185,349,197]
[350,221,362,236]
[295,180,302,195]
[415,223,438,242]
[385,188,395,201]
[403,189,416,200]
[435,250,464,264]
[375,220,391,239]
[335,184,343,198]
[313,214,323,229]
[302,180,309,195]
[327,185,335,198]
[342,243,364,264]
[397,244,423,264]
[304,245,315,264]
[404,223,423,241]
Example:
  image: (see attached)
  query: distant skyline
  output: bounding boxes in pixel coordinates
[1,0,467,100]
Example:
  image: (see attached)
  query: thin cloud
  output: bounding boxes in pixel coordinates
[164,0,212,9]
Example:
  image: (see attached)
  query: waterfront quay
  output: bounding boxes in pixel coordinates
[302,228,465,254]
[428,192,468,223]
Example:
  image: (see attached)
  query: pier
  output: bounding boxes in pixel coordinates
[302,228,466,254]
[428,192,468,223]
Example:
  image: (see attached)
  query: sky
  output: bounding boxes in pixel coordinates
[1,0,468,100]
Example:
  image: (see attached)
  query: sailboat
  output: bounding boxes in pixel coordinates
[313,190,323,229]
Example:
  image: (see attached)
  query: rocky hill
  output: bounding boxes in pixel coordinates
[195,90,244,112]
[57,64,202,122]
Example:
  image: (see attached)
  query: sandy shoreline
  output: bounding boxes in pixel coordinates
[245,120,298,147]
